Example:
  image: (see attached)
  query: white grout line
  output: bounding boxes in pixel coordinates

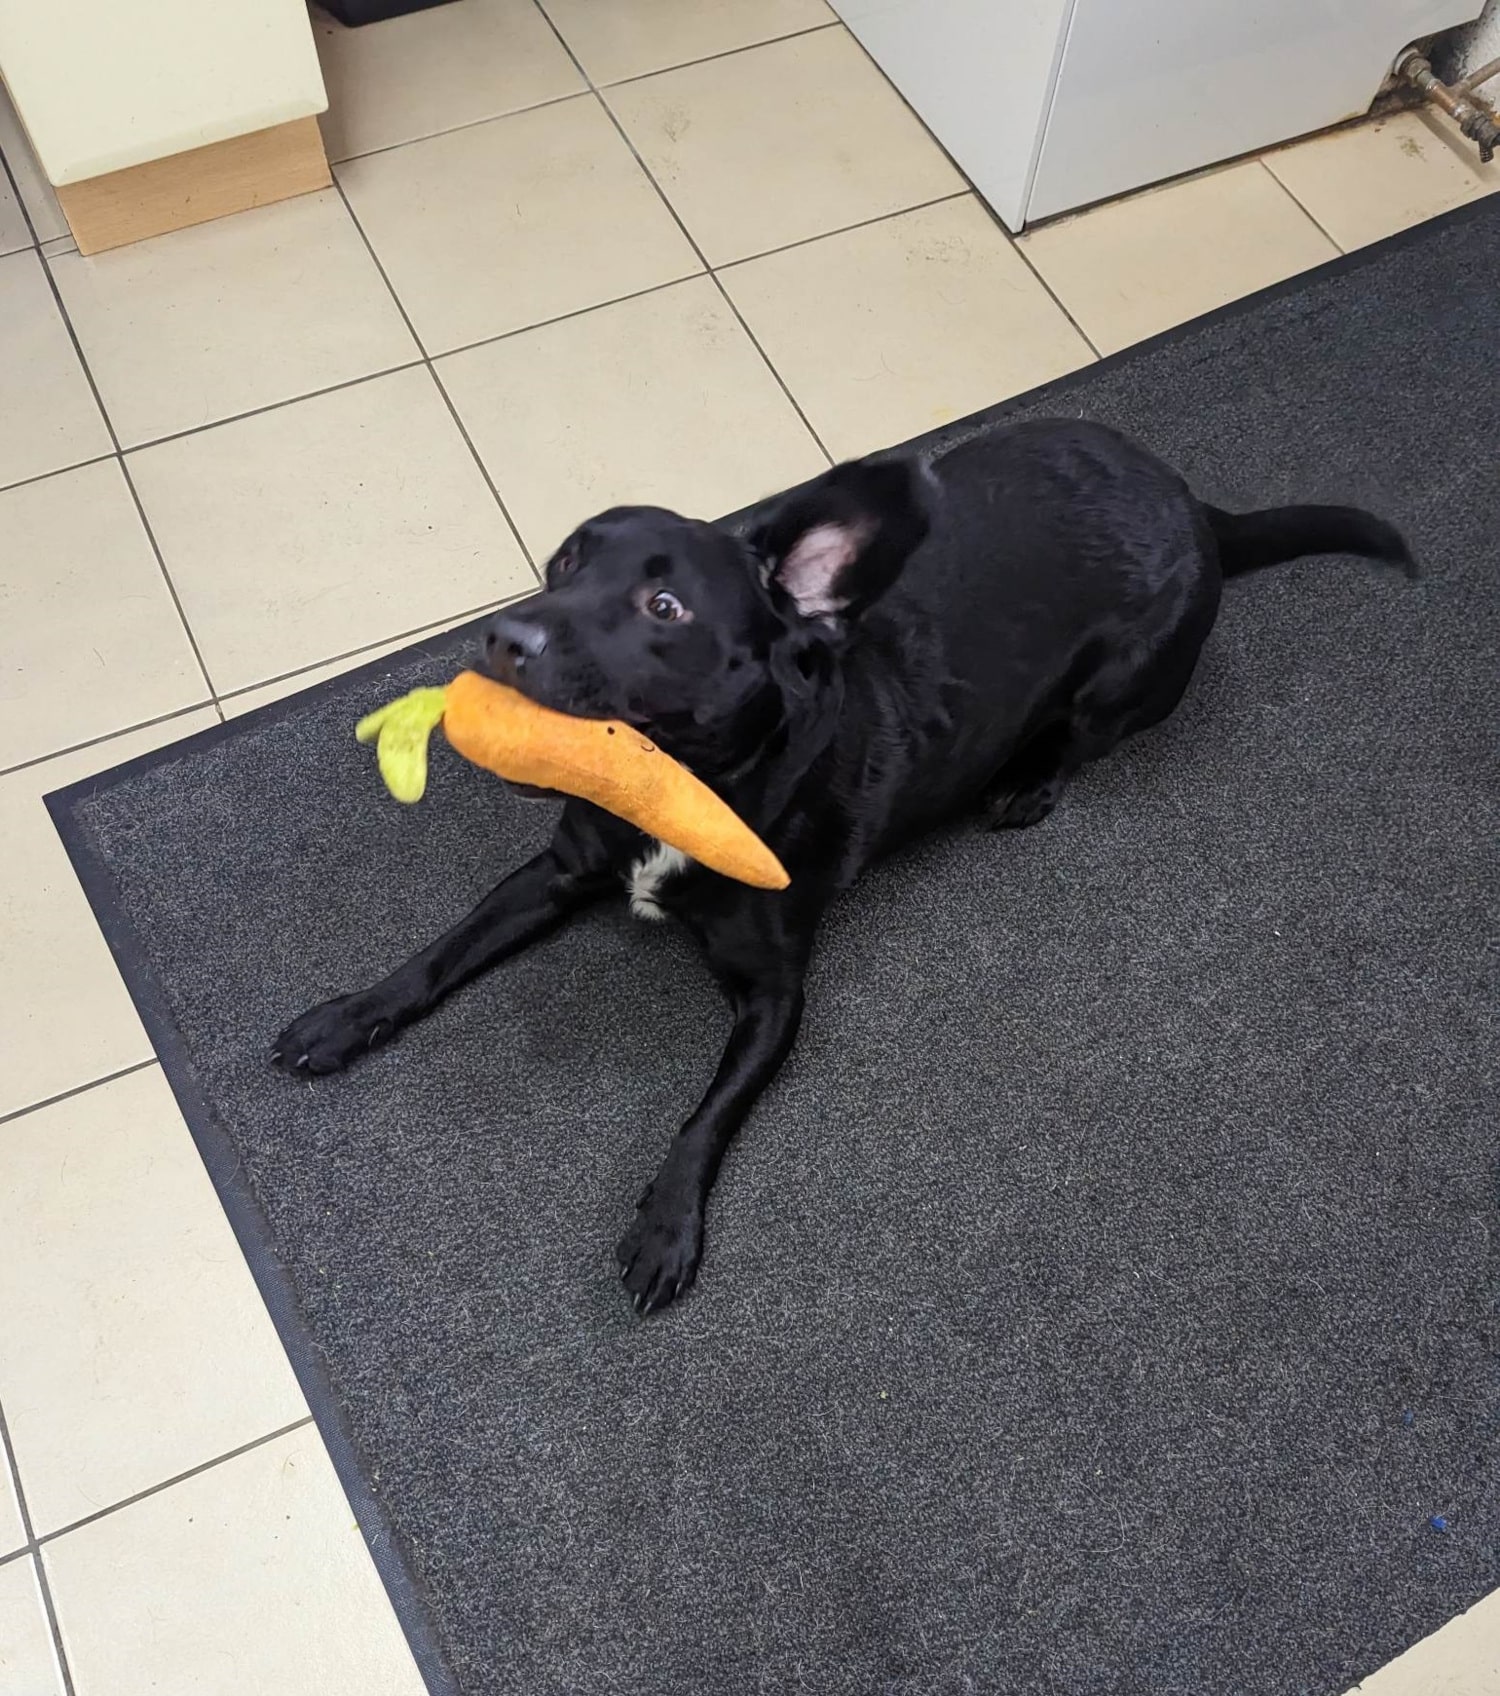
[215,590,528,706]
[327,176,544,587]
[1255,156,1347,256]
[326,86,592,168]
[0,703,218,782]
[431,271,702,362]
[0,583,527,784]
[0,1403,77,1696]
[7,200,223,710]
[590,20,843,91]
[0,151,223,709]
[0,449,117,499]
[121,358,427,457]
[0,1059,160,1131]
[980,203,1104,361]
[531,2,837,469]
[0,1401,317,1689]
[112,458,221,700]
[32,1417,317,1550]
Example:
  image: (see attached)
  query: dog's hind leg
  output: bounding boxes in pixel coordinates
[986,585,1218,830]
[984,722,1080,829]
[982,637,1113,830]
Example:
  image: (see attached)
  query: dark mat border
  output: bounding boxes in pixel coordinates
[44,191,1499,1696]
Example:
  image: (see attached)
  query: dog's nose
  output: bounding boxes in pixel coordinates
[485,614,548,669]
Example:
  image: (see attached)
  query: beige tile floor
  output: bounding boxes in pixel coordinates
[2,5,1498,1690]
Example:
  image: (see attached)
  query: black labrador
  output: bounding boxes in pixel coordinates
[273,419,1411,1314]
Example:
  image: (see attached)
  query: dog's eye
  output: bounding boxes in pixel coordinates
[646,590,685,623]
[550,550,576,579]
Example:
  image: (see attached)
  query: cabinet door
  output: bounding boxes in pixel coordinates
[1027,0,1469,222]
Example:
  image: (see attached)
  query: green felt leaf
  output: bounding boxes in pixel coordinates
[355,687,448,804]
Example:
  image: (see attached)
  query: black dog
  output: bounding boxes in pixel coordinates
[273,419,1411,1313]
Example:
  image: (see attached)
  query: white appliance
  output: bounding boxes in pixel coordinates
[830,0,1479,228]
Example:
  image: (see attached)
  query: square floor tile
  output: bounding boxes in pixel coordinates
[0,710,217,1121]
[0,1454,25,1556]
[1263,109,1497,252]
[0,1559,64,1696]
[0,459,206,769]
[438,275,826,554]
[128,366,534,693]
[313,0,582,163]
[0,161,27,254]
[722,196,1094,461]
[545,0,835,85]
[0,250,111,489]
[0,1067,308,1534]
[606,27,962,266]
[219,604,514,718]
[0,85,68,244]
[50,189,417,447]
[1017,161,1338,356]
[338,96,699,354]
[45,1426,425,1696]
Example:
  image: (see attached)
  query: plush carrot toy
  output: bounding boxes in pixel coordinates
[355,671,789,892]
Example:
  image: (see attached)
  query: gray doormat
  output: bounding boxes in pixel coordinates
[50,200,1499,1696]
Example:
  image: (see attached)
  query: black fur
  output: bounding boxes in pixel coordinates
[273,419,1413,1313]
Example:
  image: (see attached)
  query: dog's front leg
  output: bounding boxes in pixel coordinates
[272,801,624,1075]
[617,975,805,1315]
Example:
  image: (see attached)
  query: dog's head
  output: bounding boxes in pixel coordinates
[478,456,931,772]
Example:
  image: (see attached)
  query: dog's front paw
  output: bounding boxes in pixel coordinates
[616,1184,704,1315]
[271,993,396,1076]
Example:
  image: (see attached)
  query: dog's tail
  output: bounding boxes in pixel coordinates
[1204,503,1417,580]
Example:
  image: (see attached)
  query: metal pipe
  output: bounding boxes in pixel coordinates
[1458,52,1500,92]
[1395,46,1500,164]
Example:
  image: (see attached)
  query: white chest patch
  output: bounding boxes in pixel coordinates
[626,841,691,922]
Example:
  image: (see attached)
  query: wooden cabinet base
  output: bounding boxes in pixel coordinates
[55,116,331,255]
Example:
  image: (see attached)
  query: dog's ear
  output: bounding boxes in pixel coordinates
[750,457,931,623]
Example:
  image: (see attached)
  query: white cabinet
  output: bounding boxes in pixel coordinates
[0,0,325,186]
[832,0,1477,228]
[0,0,329,252]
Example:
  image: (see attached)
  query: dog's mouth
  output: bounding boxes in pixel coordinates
[475,652,606,718]
[498,779,558,803]
[475,649,656,733]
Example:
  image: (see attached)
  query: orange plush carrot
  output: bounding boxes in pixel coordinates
[356,671,789,892]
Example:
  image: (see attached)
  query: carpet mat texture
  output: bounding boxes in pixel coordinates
[52,200,1500,1696]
